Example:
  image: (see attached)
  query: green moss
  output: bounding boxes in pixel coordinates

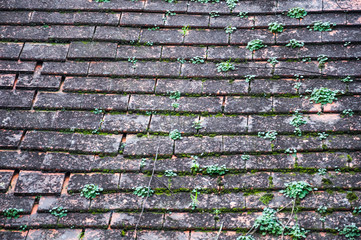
[347,154,353,162]
[346,192,358,202]
[259,193,274,205]
[322,178,333,185]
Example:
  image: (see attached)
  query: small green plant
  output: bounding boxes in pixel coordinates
[246,39,266,51]
[128,57,137,69]
[190,156,200,173]
[286,224,309,239]
[132,186,154,198]
[337,223,360,240]
[308,21,336,32]
[287,7,307,19]
[165,10,176,17]
[169,129,182,140]
[254,208,284,235]
[189,187,200,210]
[164,170,177,177]
[19,225,27,231]
[241,154,250,160]
[49,206,67,218]
[205,164,228,176]
[294,82,302,90]
[353,206,361,214]
[92,108,104,114]
[225,0,238,11]
[342,109,354,117]
[238,12,248,18]
[216,59,236,72]
[169,91,181,100]
[260,193,274,205]
[306,87,341,106]
[210,11,220,18]
[286,39,304,48]
[258,130,278,141]
[148,25,160,31]
[290,110,307,136]
[192,120,203,130]
[302,57,311,62]
[317,54,328,69]
[267,57,279,67]
[3,208,23,219]
[318,132,329,140]
[95,0,110,2]
[245,75,256,83]
[190,56,205,64]
[171,102,179,108]
[177,58,186,64]
[145,41,153,46]
[140,158,147,168]
[344,41,351,46]
[341,76,353,83]
[81,184,103,200]
[317,168,327,175]
[268,22,284,33]
[317,205,328,214]
[285,148,297,157]
[213,209,221,220]
[280,181,312,199]
[181,25,190,36]
[225,25,236,34]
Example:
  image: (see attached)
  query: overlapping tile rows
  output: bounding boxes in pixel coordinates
[0,0,361,239]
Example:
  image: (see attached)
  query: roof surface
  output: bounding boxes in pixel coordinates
[0,0,361,239]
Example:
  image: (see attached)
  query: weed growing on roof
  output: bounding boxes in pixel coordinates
[287,7,307,19]
[189,187,200,210]
[344,41,351,46]
[238,12,248,18]
[245,75,256,83]
[210,11,220,18]
[165,10,176,17]
[171,102,179,108]
[49,206,67,218]
[177,58,186,64]
[246,39,266,51]
[286,39,304,48]
[337,223,361,240]
[286,224,309,239]
[317,54,328,69]
[190,56,205,64]
[81,184,103,200]
[225,25,236,34]
[216,59,236,72]
[353,206,361,214]
[285,148,297,157]
[205,164,228,176]
[317,205,328,214]
[290,110,307,136]
[226,0,238,11]
[128,57,137,69]
[267,57,279,67]
[306,87,341,106]
[268,22,284,33]
[145,41,153,46]
[302,57,311,62]
[164,170,177,177]
[133,186,154,198]
[147,25,160,31]
[92,108,104,114]
[192,120,203,130]
[280,181,312,199]
[140,158,147,168]
[308,21,336,31]
[241,154,250,160]
[3,208,23,219]
[254,208,284,235]
[190,156,200,173]
[237,236,255,240]
[341,76,353,83]
[95,0,110,2]
[342,109,354,117]
[317,168,327,175]
[169,91,181,100]
[318,132,329,140]
[181,25,190,36]
[258,130,278,141]
[294,82,302,91]
[213,209,221,220]
[169,129,182,140]
[19,225,27,232]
